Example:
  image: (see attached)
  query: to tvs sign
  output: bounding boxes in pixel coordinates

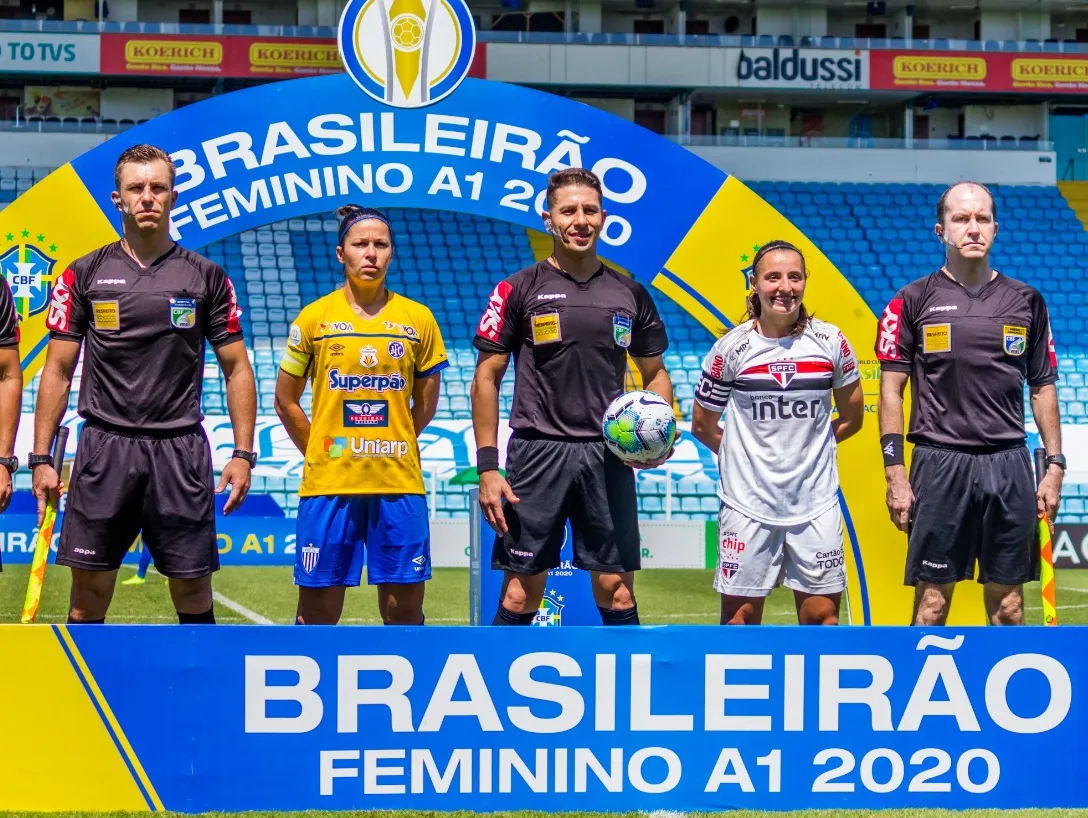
[871,49,1088,93]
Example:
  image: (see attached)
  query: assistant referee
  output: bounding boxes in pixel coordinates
[32,144,258,624]
[471,167,676,627]
[876,180,1064,626]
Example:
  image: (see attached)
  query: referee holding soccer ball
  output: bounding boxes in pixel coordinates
[471,168,676,626]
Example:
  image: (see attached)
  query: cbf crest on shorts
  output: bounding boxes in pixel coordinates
[613,314,632,348]
[170,297,197,329]
[535,588,565,626]
[1004,325,1027,357]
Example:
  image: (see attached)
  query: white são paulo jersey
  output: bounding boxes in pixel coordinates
[695,317,860,526]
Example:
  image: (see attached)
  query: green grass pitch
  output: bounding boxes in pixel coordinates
[2,564,1087,626]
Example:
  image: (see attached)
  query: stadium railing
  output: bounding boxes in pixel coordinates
[671,135,1055,151]
[1,19,1087,54]
[0,119,1054,153]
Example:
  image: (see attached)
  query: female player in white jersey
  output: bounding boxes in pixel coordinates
[691,240,864,625]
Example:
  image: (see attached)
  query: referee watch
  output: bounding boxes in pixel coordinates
[0,455,17,474]
[1046,454,1067,472]
[232,449,258,467]
[28,453,53,469]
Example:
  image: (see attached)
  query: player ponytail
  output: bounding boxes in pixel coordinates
[335,204,395,248]
[746,240,811,337]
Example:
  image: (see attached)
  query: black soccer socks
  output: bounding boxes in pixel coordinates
[177,608,216,624]
[493,605,538,625]
[599,605,640,625]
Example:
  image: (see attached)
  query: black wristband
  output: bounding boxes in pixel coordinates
[476,446,500,474]
[881,434,905,468]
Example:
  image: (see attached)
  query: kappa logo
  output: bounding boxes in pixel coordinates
[929,305,958,313]
[337,0,476,108]
[769,361,797,388]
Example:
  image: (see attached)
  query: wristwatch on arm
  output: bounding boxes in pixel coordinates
[28,453,53,469]
[232,449,258,467]
[0,456,17,474]
[1046,454,1067,472]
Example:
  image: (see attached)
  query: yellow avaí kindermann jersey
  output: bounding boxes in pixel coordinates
[281,289,448,497]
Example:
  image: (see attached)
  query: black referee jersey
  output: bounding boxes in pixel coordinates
[473,259,669,438]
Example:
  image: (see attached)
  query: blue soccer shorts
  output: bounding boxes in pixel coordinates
[294,494,431,588]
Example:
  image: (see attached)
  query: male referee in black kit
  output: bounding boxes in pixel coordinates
[471,167,676,626]
[877,180,1064,626]
[31,144,258,624]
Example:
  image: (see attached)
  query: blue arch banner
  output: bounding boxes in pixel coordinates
[0,69,979,625]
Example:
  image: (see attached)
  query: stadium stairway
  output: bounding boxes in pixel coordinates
[4,169,1087,525]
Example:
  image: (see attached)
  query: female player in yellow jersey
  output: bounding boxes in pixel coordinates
[275,205,448,625]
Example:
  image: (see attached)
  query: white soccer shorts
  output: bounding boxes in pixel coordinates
[712,501,847,598]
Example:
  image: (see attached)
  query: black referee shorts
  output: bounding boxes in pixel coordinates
[491,433,641,575]
[905,444,1039,587]
[57,423,219,579]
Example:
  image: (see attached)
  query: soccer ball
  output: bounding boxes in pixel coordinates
[602,390,678,464]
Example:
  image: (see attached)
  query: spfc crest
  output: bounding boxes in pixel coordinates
[0,241,56,319]
[769,361,797,388]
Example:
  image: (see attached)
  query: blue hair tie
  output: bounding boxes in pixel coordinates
[338,210,392,245]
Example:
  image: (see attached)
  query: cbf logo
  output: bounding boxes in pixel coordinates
[535,588,565,627]
[739,241,770,290]
[0,229,58,320]
[338,0,476,108]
